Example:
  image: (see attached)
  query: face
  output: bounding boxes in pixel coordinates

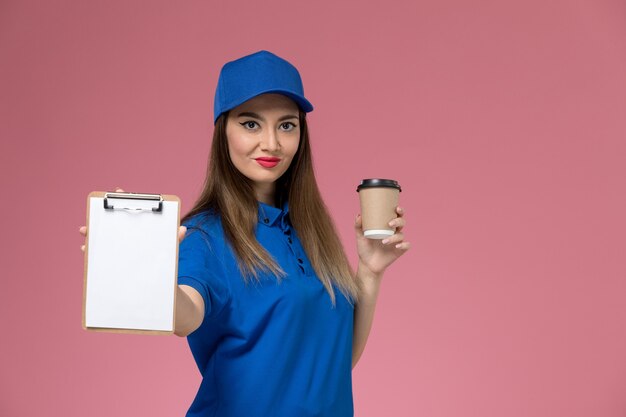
[225,94,301,203]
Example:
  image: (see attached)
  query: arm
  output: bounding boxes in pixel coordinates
[174,285,205,337]
[351,207,410,368]
[352,263,382,368]
[174,224,207,337]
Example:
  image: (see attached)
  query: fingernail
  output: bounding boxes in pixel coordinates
[382,239,389,244]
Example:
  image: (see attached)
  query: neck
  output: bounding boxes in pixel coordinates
[254,182,276,206]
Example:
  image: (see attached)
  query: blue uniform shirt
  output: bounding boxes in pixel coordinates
[178,202,354,417]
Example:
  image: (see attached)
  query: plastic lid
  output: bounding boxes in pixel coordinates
[356,178,402,192]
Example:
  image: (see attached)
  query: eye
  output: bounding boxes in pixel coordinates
[279,122,297,132]
[240,121,259,130]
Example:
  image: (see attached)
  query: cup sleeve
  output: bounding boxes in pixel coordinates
[177,227,230,320]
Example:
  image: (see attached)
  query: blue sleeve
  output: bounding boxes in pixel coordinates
[178,227,231,320]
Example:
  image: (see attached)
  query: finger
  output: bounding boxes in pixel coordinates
[396,206,404,217]
[81,245,85,252]
[178,226,187,242]
[394,241,411,251]
[79,226,87,236]
[382,232,404,245]
[388,217,406,231]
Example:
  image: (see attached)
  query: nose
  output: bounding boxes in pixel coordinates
[259,129,279,152]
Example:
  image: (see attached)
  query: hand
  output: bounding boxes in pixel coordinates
[354,206,410,277]
[79,188,187,252]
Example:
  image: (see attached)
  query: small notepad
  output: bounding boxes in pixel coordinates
[82,192,180,334]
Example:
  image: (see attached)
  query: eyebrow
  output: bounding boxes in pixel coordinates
[236,112,299,122]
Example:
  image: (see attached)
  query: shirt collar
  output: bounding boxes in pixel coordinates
[258,201,290,228]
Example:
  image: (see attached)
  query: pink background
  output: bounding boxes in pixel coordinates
[1,0,625,416]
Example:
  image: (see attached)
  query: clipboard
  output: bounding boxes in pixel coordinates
[82,191,181,335]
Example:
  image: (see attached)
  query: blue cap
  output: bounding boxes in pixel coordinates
[213,50,314,123]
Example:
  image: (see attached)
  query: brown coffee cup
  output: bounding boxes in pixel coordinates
[356,179,402,239]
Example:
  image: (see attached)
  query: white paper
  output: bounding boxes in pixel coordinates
[85,196,178,332]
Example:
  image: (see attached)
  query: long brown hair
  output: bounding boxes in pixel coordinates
[182,111,358,304]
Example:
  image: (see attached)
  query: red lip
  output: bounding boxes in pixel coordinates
[255,157,281,162]
[255,157,281,168]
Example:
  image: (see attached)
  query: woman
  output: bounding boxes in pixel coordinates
[81,50,410,417]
